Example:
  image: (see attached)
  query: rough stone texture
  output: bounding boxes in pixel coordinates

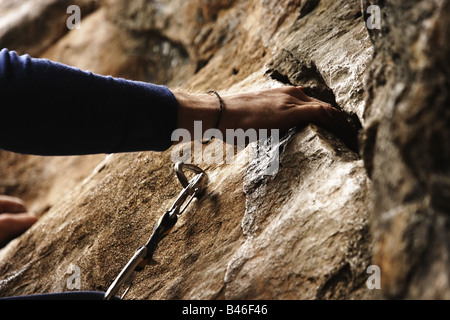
[0,151,105,216]
[0,0,99,57]
[361,0,450,299]
[0,125,373,300]
[227,127,371,299]
[0,0,375,299]
[42,4,194,86]
[2,0,448,300]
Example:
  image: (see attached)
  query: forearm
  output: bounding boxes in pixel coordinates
[0,49,178,155]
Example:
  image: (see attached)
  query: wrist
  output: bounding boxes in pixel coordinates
[173,90,222,135]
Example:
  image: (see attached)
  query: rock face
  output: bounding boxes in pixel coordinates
[361,0,450,299]
[0,126,372,299]
[0,0,99,57]
[0,0,448,300]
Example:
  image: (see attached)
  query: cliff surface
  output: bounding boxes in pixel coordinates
[0,0,448,299]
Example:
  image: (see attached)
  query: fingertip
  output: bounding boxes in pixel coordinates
[27,212,39,223]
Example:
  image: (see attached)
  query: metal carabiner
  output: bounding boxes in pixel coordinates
[170,162,208,216]
[103,162,208,300]
[175,162,207,189]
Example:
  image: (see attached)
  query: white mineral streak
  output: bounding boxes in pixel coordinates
[224,125,369,299]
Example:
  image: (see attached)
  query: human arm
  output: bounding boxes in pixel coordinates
[174,86,359,151]
[0,48,357,155]
[0,48,178,155]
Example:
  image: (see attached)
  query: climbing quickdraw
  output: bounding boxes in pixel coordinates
[104,162,208,300]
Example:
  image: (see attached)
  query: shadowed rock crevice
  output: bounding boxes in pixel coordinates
[266,54,338,108]
[298,0,321,19]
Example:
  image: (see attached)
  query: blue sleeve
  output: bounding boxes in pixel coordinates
[0,48,179,155]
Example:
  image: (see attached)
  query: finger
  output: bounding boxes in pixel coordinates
[293,104,359,152]
[288,86,314,102]
[293,103,332,124]
[301,103,350,132]
[0,212,38,246]
[0,195,27,213]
